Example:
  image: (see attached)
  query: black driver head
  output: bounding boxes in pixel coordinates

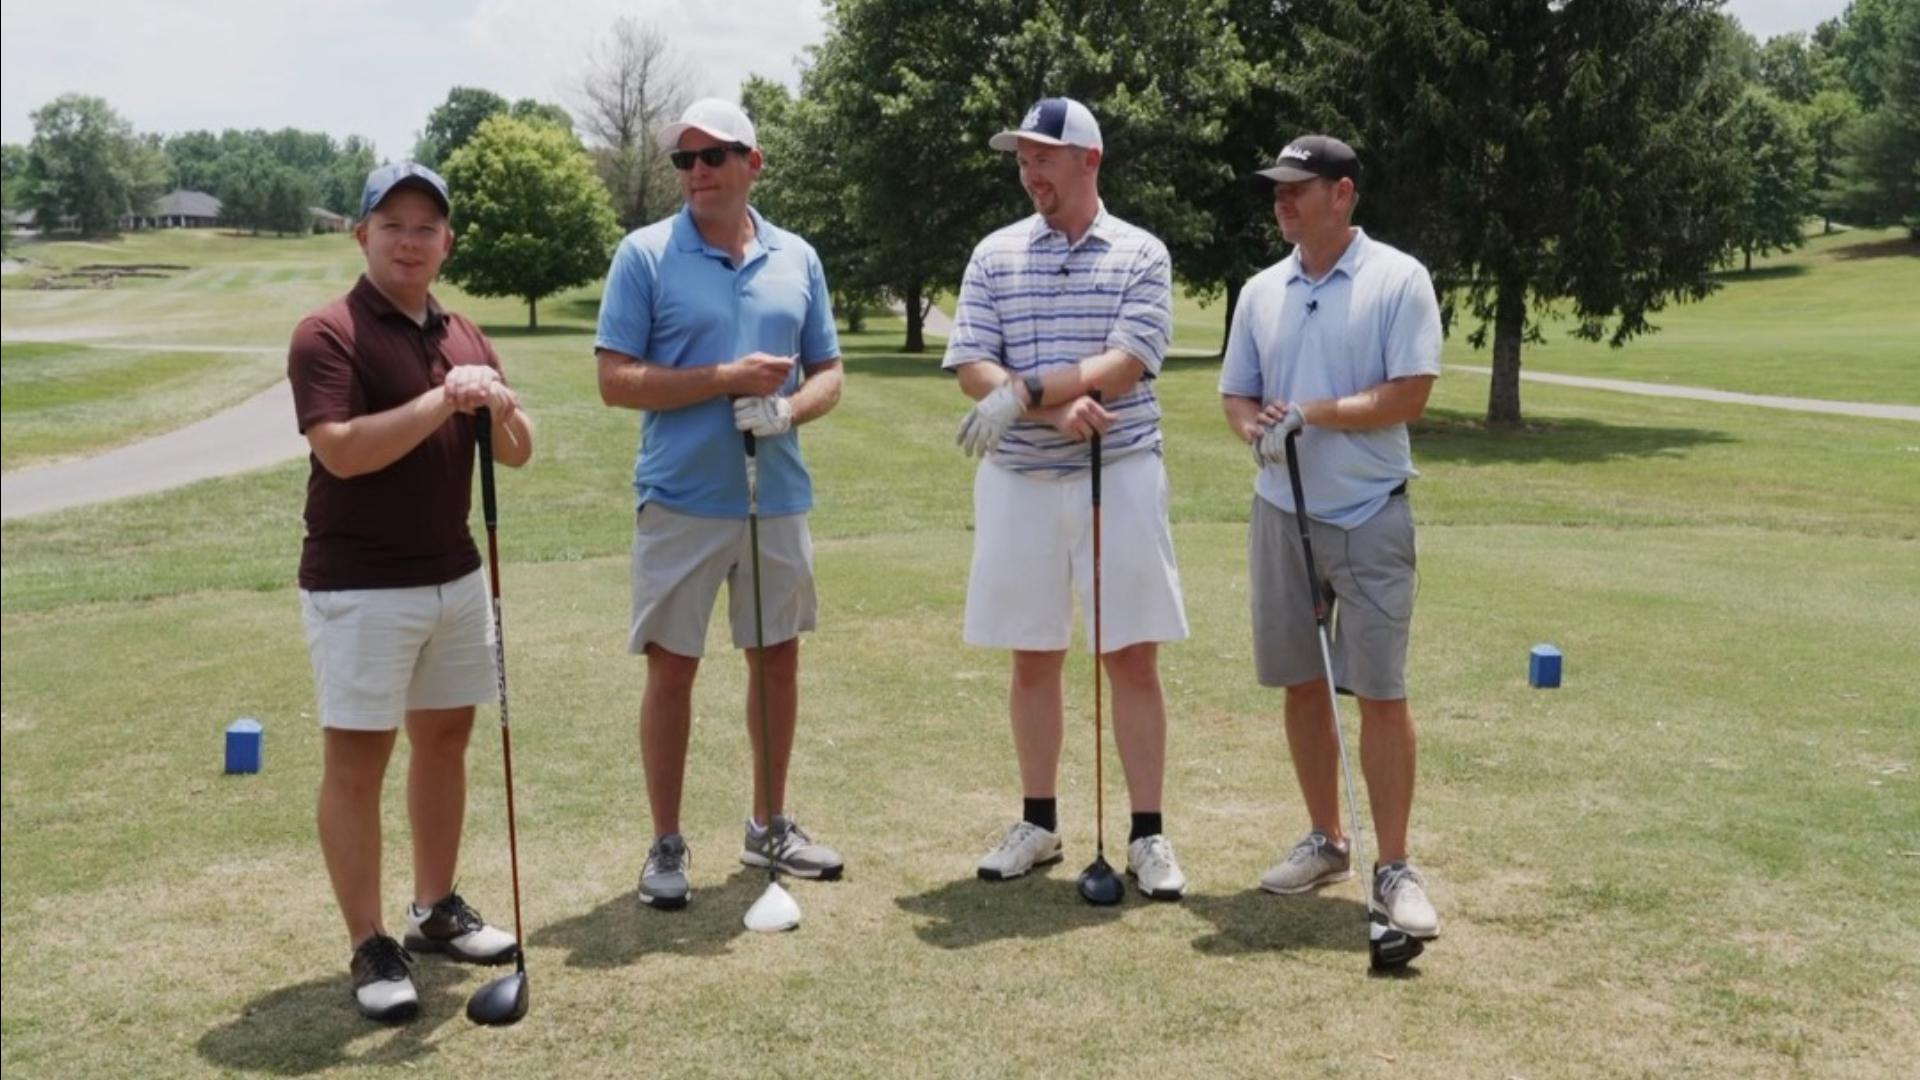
[466,965,529,1026]
[1368,910,1425,971]
[1076,854,1126,906]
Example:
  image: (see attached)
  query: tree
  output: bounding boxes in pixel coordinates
[1727,89,1814,270]
[217,144,276,233]
[1798,87,1864,231]
[576,16,687,231]
[323,135,378,216]
[23,94,168,235]
[265,165,316,236]
[165,130,224,191]
[1757,32,1820,103]
[414,87,574,169]
[1829,0,1920,236]
[1297,0,1746,425]
[441,115,621,328]
[2,142,28,210]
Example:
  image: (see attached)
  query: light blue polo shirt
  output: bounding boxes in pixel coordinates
[596,205,840,518]
[1219,229,1442,529]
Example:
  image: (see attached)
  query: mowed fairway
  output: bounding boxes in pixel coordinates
[1,228,1916,1078]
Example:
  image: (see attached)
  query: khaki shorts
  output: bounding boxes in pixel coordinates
[964,453,1189,653]
[628,503,817,657]
[1250,492,1416,700]
[299,568,498,731]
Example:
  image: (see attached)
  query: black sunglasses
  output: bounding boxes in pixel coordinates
[670,144,749,170]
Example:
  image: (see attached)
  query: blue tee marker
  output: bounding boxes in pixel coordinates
[1529,645,1563,689]
[225,717,263,774]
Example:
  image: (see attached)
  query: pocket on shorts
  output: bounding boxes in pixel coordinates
[1348,499,1417,621]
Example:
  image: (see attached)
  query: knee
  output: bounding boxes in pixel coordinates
[1285,680,1331,709]
[1101,644,1160,691]
[1011,650,1066,690]
[407,709,474,759]
[752,639,799,682]
[646,646,701,696]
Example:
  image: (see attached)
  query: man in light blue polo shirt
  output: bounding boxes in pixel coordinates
[947,97,1191,901]
[1219,135,1444,943]
[595,98,845,911]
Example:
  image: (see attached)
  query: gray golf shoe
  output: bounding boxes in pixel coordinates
[741,815,844,880]
[1259,830,1354,895]
[1373,859,1440,938]
[638,833,692,910]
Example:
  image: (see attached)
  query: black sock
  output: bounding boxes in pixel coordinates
[1023,797,1058,834]
[1130,812,1163,843]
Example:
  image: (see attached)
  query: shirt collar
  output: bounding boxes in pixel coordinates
[1285,227,1372,286]
[351,274,446,331]
[1027,201,1112,251]
[675,204,781,258]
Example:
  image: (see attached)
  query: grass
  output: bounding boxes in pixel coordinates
[2,227,1917,1078]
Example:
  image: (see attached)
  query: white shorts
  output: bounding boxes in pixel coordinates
[299,568,498,731]
[965,453,1189,653]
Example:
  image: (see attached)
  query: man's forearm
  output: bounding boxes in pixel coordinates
[598,350,734,412]
[1302,375,1436,431]
[788,361,843,425]
[307,387,455,479]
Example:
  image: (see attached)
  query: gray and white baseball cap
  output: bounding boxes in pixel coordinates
[656,98,758,151]
[989,97,1103,152]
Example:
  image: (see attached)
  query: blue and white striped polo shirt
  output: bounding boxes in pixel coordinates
[942,205,1173,475]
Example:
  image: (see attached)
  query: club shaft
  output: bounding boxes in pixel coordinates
[1089,392,1104,859]
[744,432,778,887]
[475,409,525,971]
[1283,433,1365,912]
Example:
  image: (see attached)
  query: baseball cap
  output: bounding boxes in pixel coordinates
[989,97,1103,153]
[1252,135,1360,186]
[360,162,450,219]
[657,98,758,152]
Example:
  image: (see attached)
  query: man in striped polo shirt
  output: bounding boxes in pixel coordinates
[945,97,1191,900]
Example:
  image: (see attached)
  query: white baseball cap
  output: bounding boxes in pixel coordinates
[657,98,758,152]
[989,97,1103,153]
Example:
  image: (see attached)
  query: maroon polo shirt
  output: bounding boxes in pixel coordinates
[288,275,504,591]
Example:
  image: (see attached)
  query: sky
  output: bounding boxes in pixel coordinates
[1,0,1855,164]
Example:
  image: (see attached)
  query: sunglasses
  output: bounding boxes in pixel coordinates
[670,144,749,170]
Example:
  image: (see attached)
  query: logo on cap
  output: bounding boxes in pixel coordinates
[1021,105,1044,131]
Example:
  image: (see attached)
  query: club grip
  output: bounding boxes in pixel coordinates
[475,407,497,529]
[743,430,757,458]
[1089,389,1102,506]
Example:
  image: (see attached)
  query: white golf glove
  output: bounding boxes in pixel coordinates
[733,395,793,437]
[957,381,1024,458]
[1252,403,1306,466]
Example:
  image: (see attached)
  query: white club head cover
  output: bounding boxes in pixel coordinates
[743,881,801,933]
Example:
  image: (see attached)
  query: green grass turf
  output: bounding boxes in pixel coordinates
[1,224,1916,1078]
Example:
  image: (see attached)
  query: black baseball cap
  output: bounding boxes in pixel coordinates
[1251,135,1360,186]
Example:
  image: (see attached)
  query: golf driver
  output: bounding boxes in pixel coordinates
[466,407,531,1025]
[1280,430,1423,971]
[740,430,802,934]
[1076,392,1125,906]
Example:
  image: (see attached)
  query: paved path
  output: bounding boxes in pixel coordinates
[1447,365,1920,422]
[2,379,304,521]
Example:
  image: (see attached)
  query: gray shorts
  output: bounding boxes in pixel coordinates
[629,503,817,657]
[1250,492,1416,700]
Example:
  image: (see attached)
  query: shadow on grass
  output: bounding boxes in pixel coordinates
[1711,264,1808,282]
[195,961,465,1075]
[893,869,1150,948]
[836,345,950,376]
[1410,408,1736,465]
[476,323,595,340]
[527,867,766,966]
[1185,888,1370,957]
[1829,236,1920,261]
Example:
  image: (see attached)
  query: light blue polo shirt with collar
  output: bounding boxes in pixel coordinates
[596,205,840,518]
[1219,228,1443,529]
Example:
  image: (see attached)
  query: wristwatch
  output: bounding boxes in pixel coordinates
[1022,371,1045,410]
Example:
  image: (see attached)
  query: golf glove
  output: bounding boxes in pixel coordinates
[956,381,1024,458]
[733,394,793,437]
[1253,404,1306,466]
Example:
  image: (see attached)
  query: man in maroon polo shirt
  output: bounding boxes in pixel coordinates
[288,162,536,1022]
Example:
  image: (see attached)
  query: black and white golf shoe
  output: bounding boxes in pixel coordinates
[402,890,518,964]
[1369,860,1440,971]
[350,933,419,1022]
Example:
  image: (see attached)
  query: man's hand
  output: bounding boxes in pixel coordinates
[443,364,502,413]
[957,381,1025,457]
[733,394,793,437]
[1252,401,1305,465]
[725,353,797,397]
[1045,395,1113,443]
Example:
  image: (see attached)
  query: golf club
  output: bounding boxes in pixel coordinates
[1076,391,1124,906]
[1281,430,1423,971]
[466,407,531,1025]
[741,430,802,933]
